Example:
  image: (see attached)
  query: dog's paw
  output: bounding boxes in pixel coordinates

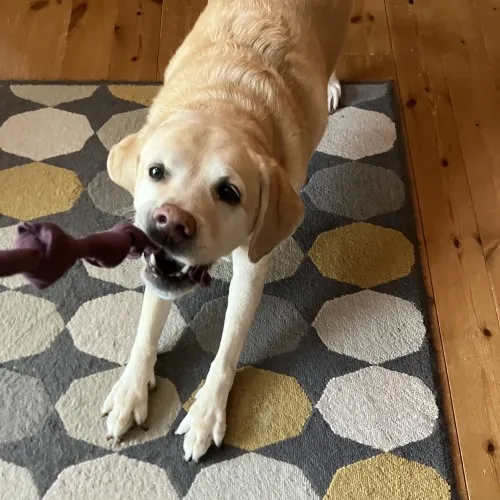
[175,387,227,462]
[101,366,156,444]
[328,77,342,114]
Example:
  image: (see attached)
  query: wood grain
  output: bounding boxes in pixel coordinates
[341,0,394,80]
[434,0,500,319]
[0,0,71,79]
[472,0,500,89]
[108,0,163,81]
[60,0,120,80]
[394,68,468,498]
[386,0,500,497]
[343,54,395,80]
[345,0,392,57]
[156,0,207,78]
[402,96,468,500]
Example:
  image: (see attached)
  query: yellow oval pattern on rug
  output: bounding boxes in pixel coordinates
[108,85,159,106]
[324,453,450,500]
[309,222,415,288]
[185,366,312,451]
[0,162,82,220]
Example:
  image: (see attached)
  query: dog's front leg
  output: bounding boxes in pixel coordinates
[102,286,172,442]
[175,247,270,462]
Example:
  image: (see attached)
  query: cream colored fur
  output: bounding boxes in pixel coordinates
[103,0,353,461]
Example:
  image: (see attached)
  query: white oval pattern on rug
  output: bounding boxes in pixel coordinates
[0,459,39,500]
[55,368,181,449]
[0,224,27,289]
[43,454,179,500]
[316,366,439,451]
[0,108,93,161]
[67,291,187,364]
[317,107,396,160]
[313,290,426,363]
[185,453,318,500]
[0,291,64,362]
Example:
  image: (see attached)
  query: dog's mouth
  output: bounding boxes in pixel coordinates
[144,248,212,287]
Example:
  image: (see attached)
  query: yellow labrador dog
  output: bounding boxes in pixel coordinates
[102,0,353,462]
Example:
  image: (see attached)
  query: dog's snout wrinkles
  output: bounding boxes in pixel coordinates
[153,203,196,244]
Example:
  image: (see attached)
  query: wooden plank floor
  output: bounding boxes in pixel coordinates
[1,1,499,498]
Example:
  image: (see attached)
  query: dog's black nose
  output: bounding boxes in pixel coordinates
[153,203,196,245]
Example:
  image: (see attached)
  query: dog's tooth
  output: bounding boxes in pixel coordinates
[181,264,190,273]
[150,253,157,266]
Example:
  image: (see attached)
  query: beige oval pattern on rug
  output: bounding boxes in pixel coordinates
[313,290,426,363]
[55,367,181,449]
[0,225,27,289]
[0,459,39,500]
[83,257,144,289]
[317,366,438,451]
[0,290,64,362]
[0,108,93,161]
[43,454,179,500]
[67,291,186,365]
[10,84,97,107]
[185,453,318,500]
[317,107,396,160]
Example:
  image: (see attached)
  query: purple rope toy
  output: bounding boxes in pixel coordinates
[0,222,211,289]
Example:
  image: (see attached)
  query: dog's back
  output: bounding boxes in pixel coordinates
[150,0,353,184]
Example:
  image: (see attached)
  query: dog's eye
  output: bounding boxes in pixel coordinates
[216,181,241,205]
[149,164,165,181]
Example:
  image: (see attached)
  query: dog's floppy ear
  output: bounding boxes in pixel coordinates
[107,132,144,195]
[248,157,304,263]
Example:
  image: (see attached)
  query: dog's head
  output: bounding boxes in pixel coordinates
[107,111,303,299]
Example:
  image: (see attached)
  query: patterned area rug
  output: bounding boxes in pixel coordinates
[0,83,454,499]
